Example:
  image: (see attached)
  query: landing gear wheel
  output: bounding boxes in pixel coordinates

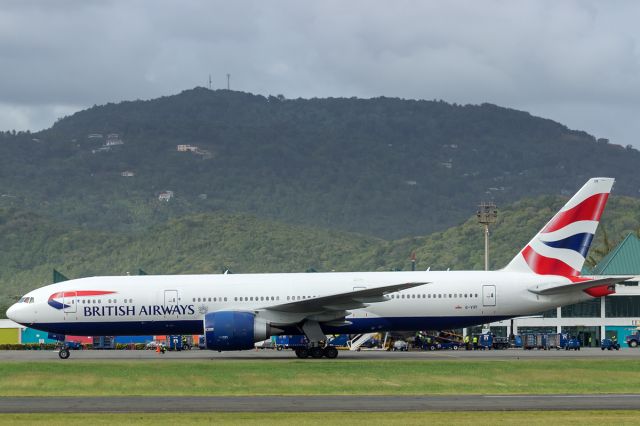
[323,346,339,359]
[59,348,70,359]
[294,348,309,359]
[309,347,324,359]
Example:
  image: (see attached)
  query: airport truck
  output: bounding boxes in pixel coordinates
[625,331,640,348]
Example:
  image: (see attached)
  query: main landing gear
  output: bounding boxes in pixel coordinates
[58,348,70,359]
[294,346,339,359]
[294,320,339,359]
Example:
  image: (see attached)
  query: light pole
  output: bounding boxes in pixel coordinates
[477,202,498,271]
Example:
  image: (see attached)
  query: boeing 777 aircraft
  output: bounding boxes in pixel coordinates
[6,177,628,359]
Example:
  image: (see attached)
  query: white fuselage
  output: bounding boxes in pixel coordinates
[7,270,592,337]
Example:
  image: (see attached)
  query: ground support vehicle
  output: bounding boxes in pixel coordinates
[392,340,409,351]
[563,338,581,351]
[625,332,640,348]
[275,335,309,350]
[422,341,461,351]
[522,334,537,350]
[601,338,621,350]
[492,336,510,350]
[478,334,493,350]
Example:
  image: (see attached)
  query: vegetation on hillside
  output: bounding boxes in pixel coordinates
[1,88,639,239]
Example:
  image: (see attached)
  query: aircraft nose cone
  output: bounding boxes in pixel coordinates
[6,304,18,322]
[6,303,29,325]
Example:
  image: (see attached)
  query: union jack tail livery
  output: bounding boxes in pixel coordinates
[504,177,614,277]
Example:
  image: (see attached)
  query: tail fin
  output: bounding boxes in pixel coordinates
[504,177,614,277]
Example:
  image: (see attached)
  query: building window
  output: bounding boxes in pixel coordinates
[606,296,640,317]
[562,299,601,318]
[532,308,558,318]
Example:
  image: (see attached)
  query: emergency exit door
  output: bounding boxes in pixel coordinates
[482,285,496,306]
[63,291,77,313]
[164,290,179,319]
[63,291,77,321]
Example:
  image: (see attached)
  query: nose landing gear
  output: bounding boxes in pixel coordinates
[58,348,70,359]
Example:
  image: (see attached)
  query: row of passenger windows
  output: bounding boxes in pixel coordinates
[70,298,133,304]
[194,297,228,302]
[194,293,478,303]
[193,296,281,303]
[389,293,479,299]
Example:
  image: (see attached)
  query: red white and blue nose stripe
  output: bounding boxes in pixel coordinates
[48,291,116,310]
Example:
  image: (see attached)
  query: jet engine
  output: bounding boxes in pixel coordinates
[203,311,275,351]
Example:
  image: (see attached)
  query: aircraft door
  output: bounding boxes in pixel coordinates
[63,291,77,319]
[163,290,180,319]
[482,285,496,307]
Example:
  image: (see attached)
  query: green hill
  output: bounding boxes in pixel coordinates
[3,195,640,318]
[2,88,640,239]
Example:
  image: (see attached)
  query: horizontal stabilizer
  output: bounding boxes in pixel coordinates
[528,276,631,295]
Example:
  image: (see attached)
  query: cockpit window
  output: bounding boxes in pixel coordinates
[19,297,34,303]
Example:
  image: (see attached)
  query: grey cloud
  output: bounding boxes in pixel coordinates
[0,0,639,146]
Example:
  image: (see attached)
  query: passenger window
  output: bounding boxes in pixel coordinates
[224,297,227,302]
[438,294,442,299]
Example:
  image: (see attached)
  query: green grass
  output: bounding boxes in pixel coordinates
[0,412,639,425]
[1,359,640,396]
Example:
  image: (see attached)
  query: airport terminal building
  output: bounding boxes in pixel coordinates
[483,233,640,346]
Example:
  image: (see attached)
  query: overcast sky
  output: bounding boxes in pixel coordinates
[1,0,639,147]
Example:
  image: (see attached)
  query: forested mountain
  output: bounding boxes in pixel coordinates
[1,88,639,238]
[2,195,640,317]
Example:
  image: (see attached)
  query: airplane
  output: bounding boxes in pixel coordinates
[6,177,629,359]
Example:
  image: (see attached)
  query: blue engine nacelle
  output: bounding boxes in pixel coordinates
[204,311,273,351]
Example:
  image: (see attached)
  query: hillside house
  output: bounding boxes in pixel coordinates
[158,191,174,201]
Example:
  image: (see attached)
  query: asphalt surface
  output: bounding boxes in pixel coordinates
[0,394,639,412]
[0,347,637,361]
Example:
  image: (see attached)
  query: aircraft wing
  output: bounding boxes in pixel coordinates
[262,281,428,314]
[528,276,631,296]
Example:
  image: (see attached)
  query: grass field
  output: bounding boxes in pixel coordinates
[1,359,639,396]
[0,412,639,425]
